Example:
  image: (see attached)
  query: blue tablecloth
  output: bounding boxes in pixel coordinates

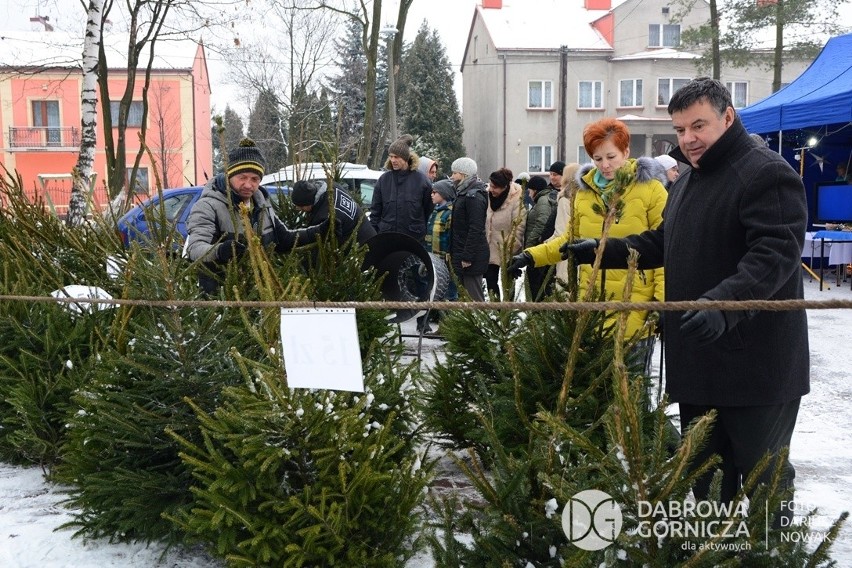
[811,231,852,290]
[813,230,852,242]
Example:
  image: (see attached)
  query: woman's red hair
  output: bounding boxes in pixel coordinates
[582,118,630,156]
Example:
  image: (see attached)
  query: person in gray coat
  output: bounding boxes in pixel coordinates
[562,78,808,527]
[186,139,326,294]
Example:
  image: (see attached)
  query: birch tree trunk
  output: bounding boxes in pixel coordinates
[67,0,104,227]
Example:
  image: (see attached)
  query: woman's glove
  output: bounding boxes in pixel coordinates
[559,238,598,263]
[507,251,533,278]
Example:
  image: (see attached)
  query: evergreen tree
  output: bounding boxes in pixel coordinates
[397,22,465,175]
[326,19,368,163]
[676,0,843,91]
[289,85,336,164]
[247,88,288,173]
[212,105,245,175]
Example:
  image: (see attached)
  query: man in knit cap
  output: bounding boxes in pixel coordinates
[290,179,375,245]
[547,160,566,191]
[448,156,489,301]
[186,138,327,294]
[369,134,434,239]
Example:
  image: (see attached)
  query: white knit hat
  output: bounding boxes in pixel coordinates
[654,154,678,170]
[451,157,477,178]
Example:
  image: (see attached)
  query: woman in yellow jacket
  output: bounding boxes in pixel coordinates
[509,118,668,341]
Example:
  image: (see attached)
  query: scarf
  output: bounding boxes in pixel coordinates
[489,188,510,211]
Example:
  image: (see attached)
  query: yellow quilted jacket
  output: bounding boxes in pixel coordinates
[526,157,668,338]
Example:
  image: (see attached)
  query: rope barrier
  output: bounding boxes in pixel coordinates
[6,294,852,312]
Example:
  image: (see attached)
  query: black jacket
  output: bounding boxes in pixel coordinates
[369,155,434,239]
[599,117,809,406]
[450,177,490,276]
[305,186,376,245]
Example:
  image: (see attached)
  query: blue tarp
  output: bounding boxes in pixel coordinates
[739,33,852,134]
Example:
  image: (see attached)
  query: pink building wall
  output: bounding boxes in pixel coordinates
[0,43,212,215]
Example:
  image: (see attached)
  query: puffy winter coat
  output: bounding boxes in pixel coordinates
[185,174,325,293]
[526,157,668,338]
[450,176,489,276]
[486,183,526,266]
[370,153,434,239]
[186,175,283,263]
[425,202,453,259]
[524,188,557,248]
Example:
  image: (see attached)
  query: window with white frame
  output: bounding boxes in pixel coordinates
[619,79,643,107]
[649,24,681,47]
[528,80,554,109]
[110,101,144,127]
[577,146,590,165]
[725,81,748,108]
[657,78,690,106]
[578,81,603,109]
[528,145,553,173]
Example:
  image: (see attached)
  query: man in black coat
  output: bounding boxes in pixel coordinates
[369,134,433,240]
[290,180,376,245]
[563,77,808,526]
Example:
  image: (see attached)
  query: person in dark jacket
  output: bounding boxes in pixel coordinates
[561,78,809,527]
[290,179,376,245]
[523,175,557,301]
[186,139,326,295]
[449,157,489,301]
[546,160,566,192]
[369,134,433,240]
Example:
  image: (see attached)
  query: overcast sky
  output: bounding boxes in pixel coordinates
[1,0,478,117]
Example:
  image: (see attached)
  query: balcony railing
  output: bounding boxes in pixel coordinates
[7,127,81,150]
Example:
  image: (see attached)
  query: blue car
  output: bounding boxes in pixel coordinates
[115,185,290,248]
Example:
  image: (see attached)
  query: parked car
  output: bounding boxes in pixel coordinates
[115,184,289,248]
[260,162,383,209]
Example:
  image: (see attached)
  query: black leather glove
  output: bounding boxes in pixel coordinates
[274,217,330,253]
[680,298,726,345]
[559,238,598,263]
[507,251,533,279]
[216,238,247,263]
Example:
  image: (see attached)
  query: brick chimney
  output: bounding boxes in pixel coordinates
[482,0,502,8]
[584,0,611,9]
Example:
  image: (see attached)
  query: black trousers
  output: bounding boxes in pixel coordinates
[526,265,553,302]
[679,398,800,526]
[485,264,501,300]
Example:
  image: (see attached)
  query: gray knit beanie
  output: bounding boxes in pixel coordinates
[388,134,414,161]
[431,179,456,202]
[451,157,477,178]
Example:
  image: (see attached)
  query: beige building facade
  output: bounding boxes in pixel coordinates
[461,0,810,177]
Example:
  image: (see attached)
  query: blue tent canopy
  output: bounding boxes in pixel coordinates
[739,33,852,134]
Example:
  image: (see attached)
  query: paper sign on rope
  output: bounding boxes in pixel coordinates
[279,308,364,392]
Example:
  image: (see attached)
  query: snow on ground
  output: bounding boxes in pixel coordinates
[1,273,851,567]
